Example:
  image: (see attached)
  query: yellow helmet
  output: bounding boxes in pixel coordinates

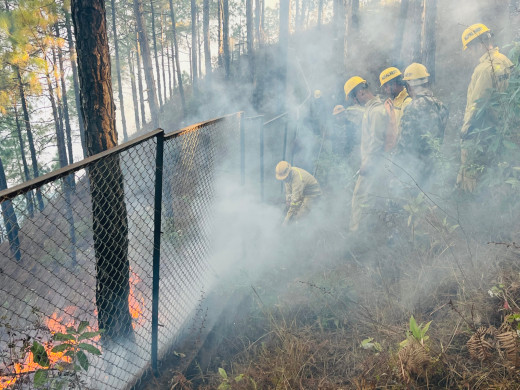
[275,161,291,181]
[402,63,430,86]
[379,67,402,87]
[462,23,490,50]
[344,76,367,99]
[332,105,345,115]
[314,90,322,99]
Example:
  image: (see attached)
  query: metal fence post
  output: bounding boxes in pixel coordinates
[281,118,288,194]
[260,121,264,202]
[240,113,245,186]
[282,117,288,162]
[151,129,165,375]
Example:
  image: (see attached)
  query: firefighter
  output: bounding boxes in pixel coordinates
[457,23,514,192]
[396,63,448,189]
[379,67,412,151]
[344,76,389,232]
[275,161,322,226]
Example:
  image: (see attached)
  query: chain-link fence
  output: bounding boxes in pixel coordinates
[0,112,251,389]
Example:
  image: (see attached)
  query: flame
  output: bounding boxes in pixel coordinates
[129,269,146,329]
[1,270,143,388]
[0,313,75,389]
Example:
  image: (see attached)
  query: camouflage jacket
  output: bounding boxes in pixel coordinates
[397,87,448,163]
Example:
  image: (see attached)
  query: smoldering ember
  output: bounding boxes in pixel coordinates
[1,0,520,389]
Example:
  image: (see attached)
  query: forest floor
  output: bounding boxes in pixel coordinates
[140,199,520,390]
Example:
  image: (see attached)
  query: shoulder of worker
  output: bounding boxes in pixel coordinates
[344,104,365,121]
[299,167,317,178]
[476,48,514,72]
[403,90,447,118]
[345,104,365,114]
[365,96,387,116]
[393,88,412,108]
[293,167,319,185]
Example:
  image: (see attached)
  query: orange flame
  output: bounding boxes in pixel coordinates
[0,313,75,389]
[129,270,146,329]
[1,270,143,389]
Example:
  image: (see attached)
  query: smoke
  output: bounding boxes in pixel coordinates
[186,0,520,326]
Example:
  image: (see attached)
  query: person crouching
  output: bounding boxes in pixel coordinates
[275,161,322,226]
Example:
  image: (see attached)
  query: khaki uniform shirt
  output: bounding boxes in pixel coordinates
[393,88,412,129]
[284,167,321,222]
[461,48,513,136]
[384,88,412,151]
[360,96,388,174]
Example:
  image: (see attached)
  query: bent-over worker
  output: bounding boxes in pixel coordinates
[275,161,322,225]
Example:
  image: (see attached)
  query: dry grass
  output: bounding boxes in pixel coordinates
[169,205,520,390]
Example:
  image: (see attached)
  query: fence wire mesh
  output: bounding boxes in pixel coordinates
[157,114,241,363]
[0,113,243,390]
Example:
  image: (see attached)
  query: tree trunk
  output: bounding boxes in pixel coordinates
[171,40,176,91]
[279,0,290,112]
[510,0,520,41]
[188,38,193,81]
[150,0,164,108]
[197,9,202,80]
[401,0,422,65]
[16,67,44,212]
[422,0,436,83]
[343,0,350,69]
[110,0,129,141]
[161,14,168,102]
[333,0,345,74]
[134,0,160,128]
[261,0,265,33]
[393,0,409,65]
[64,7,87,159]
[71,0,133,342]
[203,0,211,83]
[343,0,359,67]
[300,0,307,30]
[51,47,68,168]
[129,50,141,130]
[0,157,21,261]
[318,0,323,29]
[218,0,223,66]
[191,0,198,95]
[168,0,187,116]
[46,60,78,266]
[55,24,76,169]
[46,63,68,170]
[14,104,34,218]
[255,0,262,46]
[295,0,300,31]
[246,0,254,83]
[223,0,230,78]
[136,33,147,125]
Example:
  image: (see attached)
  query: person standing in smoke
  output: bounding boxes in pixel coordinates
[379,67,412,152]
[395,63,448,191]
[345,77,389,233]
[331,104,363,161]
[275,161,322,226]
[457,23,514,192]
